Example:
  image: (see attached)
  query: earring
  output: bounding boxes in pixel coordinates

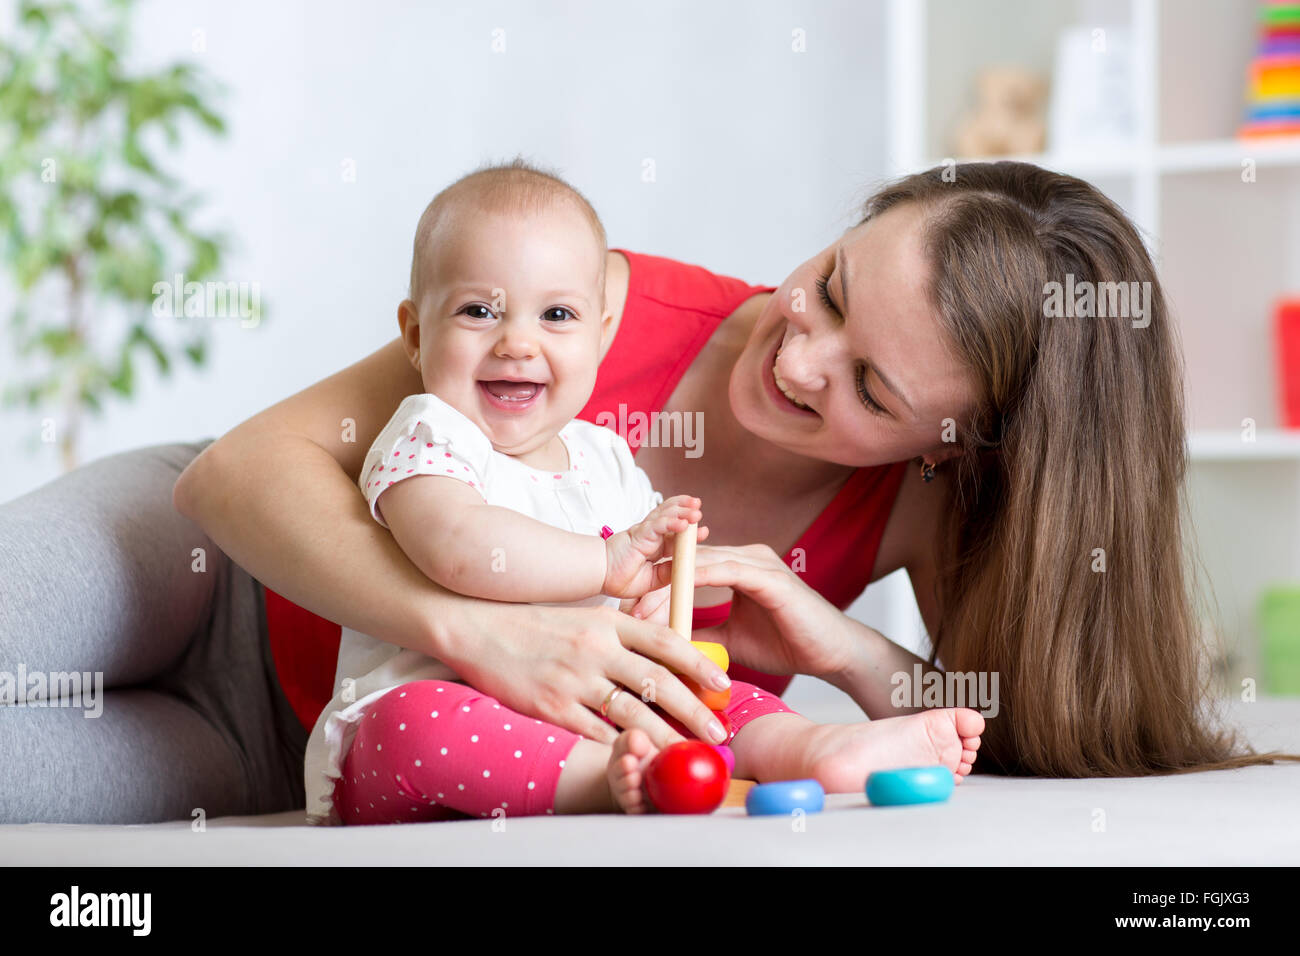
[920,460,935,483]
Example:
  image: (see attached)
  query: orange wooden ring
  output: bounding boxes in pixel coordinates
[681,675,731,712]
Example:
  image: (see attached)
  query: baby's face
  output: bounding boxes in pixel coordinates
[408,205,610,459]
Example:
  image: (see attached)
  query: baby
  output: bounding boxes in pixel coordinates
[303,159,984,825]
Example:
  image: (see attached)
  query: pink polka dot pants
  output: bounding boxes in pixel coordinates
[332,679,796,825]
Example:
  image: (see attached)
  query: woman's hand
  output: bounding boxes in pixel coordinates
[435,599,732,749]
[602,496,709,597]
[629,543,856,680]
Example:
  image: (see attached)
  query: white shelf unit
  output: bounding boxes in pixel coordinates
[1190,430,1300,461]
[881,0,1300,686]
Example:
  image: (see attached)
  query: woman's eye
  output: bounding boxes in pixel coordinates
[815,271,837,313]
[855,365,885,415]
[543,307,575,323]
[464,304,493,320]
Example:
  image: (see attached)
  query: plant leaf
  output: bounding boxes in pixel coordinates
[108,349,134,396]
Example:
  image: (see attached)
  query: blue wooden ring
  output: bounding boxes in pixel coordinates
[745,779,825,816]
[865,766,954,806]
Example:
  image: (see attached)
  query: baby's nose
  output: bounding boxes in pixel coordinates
[495,328,539,359]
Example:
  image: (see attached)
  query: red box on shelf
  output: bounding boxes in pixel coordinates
[1278,299,1300,428]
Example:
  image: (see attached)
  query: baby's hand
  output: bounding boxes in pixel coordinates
[602,495,709,598]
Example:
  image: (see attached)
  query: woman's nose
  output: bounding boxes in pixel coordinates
[776,328,832,392]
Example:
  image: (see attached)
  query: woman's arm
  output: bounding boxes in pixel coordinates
[172,336,730,747]
[821,618,939,720]
[833,462,955,715]
[174,338,439,646]
[652,542,944,721]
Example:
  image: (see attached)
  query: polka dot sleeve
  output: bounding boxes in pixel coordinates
[359,393,493,528]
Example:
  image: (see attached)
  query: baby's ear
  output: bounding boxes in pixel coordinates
[598,306,615,347]
[396,299,421,369]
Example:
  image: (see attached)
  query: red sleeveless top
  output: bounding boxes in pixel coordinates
[265,249,908,732]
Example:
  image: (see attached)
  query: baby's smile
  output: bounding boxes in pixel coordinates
[477,378,547,413]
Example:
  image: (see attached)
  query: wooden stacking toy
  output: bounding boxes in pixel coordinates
[745,779,825,816]
[644,741,730,814]
[639,522,961,816]
[643,521,749,812]
[865,766,955,806]
[665,522,731,706]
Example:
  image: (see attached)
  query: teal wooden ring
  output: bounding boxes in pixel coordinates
[865,766,954,806]
[744,779,825,816]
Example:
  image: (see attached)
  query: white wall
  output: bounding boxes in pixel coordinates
[1,0,925,674]
[1,0,892,503]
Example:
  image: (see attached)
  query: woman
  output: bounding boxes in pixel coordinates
[0,163,1283,824]
[170,162,1300,779]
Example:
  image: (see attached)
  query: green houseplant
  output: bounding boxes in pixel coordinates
[0,0,234,469]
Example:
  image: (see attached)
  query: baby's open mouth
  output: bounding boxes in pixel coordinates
[480,380,543,402]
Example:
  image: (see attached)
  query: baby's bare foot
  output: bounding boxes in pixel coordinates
[800,708,985,792]
[607,728,659,814]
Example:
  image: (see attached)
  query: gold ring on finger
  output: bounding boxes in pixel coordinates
[600,686,624,718]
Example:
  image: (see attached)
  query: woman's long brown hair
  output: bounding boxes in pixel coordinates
[863,161,1299,776]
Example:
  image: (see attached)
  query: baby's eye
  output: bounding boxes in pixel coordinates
[542,307,575,323]
[463,304,494,320]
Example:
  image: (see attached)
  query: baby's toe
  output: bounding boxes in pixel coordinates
[953,709,986,740]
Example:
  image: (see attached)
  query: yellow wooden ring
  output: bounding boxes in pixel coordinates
[690,641,729,673]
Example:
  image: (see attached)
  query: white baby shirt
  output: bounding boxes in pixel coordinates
[303,392,664,824]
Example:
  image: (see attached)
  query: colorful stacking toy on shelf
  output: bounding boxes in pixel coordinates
[1240,1,1300,139]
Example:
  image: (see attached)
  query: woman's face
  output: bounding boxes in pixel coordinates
[729,201,979,468]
